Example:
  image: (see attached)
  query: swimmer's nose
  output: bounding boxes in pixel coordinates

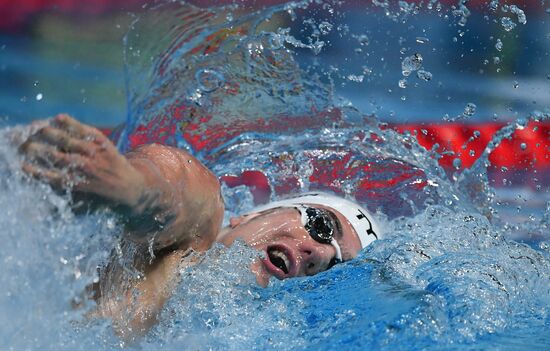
[298,241,335,276]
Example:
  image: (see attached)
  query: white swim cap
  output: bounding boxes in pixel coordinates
[253,192,382,249]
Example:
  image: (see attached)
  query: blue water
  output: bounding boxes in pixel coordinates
[0,0,549,350]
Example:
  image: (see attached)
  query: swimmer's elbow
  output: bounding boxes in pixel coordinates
[125,143,224,251]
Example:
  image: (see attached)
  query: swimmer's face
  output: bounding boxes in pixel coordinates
[217,205,362,287]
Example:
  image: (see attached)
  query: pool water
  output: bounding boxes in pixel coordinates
[0,0,549,350]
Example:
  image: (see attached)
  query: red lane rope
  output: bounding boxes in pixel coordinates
[392,121,549,171]
[101,120,548,204]
[101,121,550,171]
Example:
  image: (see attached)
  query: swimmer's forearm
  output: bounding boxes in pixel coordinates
[122,144,224,251]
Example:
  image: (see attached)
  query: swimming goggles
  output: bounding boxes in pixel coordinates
[296,205,343,266]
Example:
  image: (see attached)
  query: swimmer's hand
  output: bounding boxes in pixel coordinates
[19,114,147,210]
[20,114,224,251]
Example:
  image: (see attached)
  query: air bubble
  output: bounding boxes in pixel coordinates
[398,79,408,88]
[35,93,43,101]
[513,81,519,88]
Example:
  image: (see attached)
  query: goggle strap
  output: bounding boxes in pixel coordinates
[331,239,343,261]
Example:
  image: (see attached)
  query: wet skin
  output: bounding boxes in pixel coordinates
[219,207,363,287]
[18,114,363,337]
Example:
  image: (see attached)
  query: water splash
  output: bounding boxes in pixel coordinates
[1,0,549,350]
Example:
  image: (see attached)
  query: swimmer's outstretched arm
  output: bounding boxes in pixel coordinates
[20,114,224,252]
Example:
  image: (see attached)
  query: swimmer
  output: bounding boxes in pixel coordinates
[18,114,382,337]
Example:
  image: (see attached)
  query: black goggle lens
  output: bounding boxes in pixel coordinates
[303,207,335,244]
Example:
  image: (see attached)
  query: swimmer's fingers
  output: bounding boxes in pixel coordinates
[20,141,87,169]
[27,125,95,155]
[52,114,109,144]
[21,162,72,190]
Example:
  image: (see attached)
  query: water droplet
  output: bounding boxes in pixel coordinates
[416,36,429,44]
[501,17,517,31]
[416,69,433,81]
[495,38,503,51]
[401,53,423,77]
[398,79,408,88]
[195,69,224,93]
[318,21,333,35]
[347,74,364,83]
[463,102,477,117]
[509,5,527,24]
[516,118,527,129]
[354,34,368,47]
[363,67,373,75]
[35,93,43,101]
[520,142,527,150]
[453,158,462,169]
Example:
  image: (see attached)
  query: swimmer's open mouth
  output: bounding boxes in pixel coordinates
[263,244,296,278]
[268,248,290,274]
